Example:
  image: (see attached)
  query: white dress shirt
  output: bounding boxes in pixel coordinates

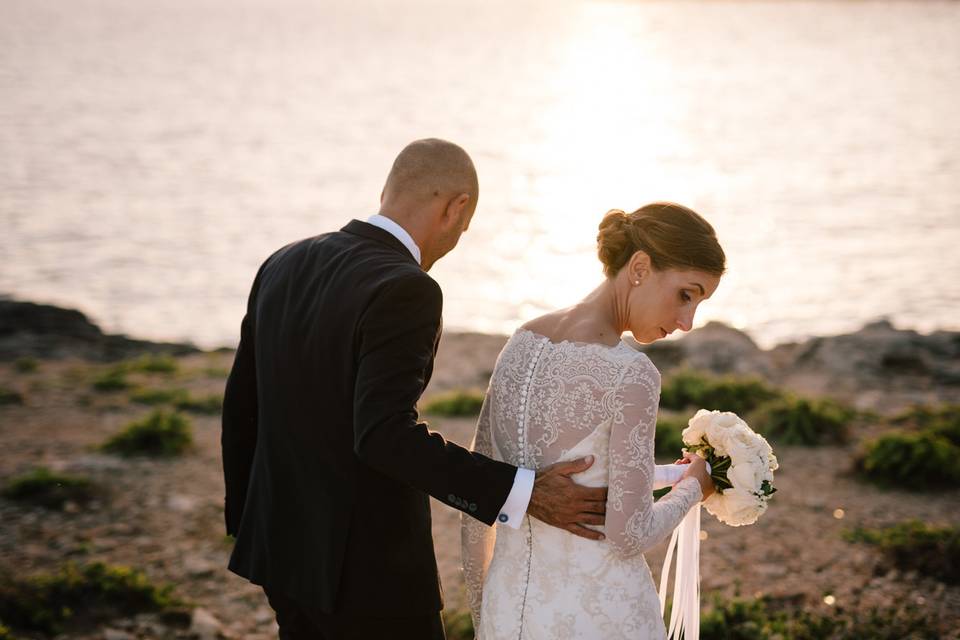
[365,214,535,528]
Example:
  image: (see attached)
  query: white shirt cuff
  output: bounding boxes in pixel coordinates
[495,467,535,529]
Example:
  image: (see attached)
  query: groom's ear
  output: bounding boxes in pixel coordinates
[442,193,472,226]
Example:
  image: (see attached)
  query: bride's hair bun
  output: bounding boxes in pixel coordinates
[597,210,635,279]
[596,202,726,278]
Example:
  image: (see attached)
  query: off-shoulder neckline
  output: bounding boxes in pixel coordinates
[516,327,641,354]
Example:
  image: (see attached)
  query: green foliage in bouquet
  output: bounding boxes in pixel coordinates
[654,416,687,460]
[0,386,23,406]
[855,430,960,490]
[101,410,193,457]
[748,396,854,446]
[423,390,485,417]
[659,371,782,416]
[0,562,181,635]
[699,593,936,640]
[843,519,960,584]
[1,467,99,509]
[683,441,738,494]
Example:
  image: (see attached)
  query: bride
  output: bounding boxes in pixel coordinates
[461,202,725,639]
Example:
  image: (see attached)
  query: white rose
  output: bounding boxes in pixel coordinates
[707,487,764,526]
[727,461,763,492]
[768,452,779,472]
[713,412,743,429]
[704,420,731,457]
[682,409,713,445]
[726,423,763,458]
[702,492,729,522]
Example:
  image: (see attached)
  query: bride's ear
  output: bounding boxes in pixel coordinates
[626,251,652,285]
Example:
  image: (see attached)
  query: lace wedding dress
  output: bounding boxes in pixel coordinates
[461,329,703,640]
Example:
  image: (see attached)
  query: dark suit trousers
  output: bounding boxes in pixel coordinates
[264,588,446,640]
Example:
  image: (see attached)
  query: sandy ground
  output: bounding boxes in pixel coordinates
[0,333,958,638]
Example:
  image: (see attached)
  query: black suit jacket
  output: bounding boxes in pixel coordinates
[221,220,517,617]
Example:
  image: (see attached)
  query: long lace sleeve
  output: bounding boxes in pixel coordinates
[605,356,702,557]
[460,390,497,629]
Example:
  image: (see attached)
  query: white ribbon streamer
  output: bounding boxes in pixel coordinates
[655,462,710,640]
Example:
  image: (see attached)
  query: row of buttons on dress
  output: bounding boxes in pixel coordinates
[516,337,548,468]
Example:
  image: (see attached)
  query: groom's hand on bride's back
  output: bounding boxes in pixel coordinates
[527,455,607,541]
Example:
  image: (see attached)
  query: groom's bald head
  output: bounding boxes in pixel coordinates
[381,138,478,210]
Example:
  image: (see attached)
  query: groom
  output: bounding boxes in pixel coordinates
[222,139,607,639]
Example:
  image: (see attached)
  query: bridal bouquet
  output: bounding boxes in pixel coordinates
[657,410,778,640]
[682,409,778,526]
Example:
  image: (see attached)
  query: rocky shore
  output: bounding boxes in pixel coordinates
[1,298,958,639]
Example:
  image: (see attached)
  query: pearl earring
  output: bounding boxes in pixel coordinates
[633,280,640,286]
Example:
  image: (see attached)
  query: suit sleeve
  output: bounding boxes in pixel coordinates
[221,264,264,536]
[353,274,517,526]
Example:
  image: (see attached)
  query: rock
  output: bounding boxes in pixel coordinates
[168,494,198,512]
[775,319,960,404]
[103,629,134,640]
[191,607,225,640]
[184,554,216,577]
[159,607,193,628]
[756,563,788,578]
[0,298,198,361]
[673,321,772,376]
[638,322,772,377]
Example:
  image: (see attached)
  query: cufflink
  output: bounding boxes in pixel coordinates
[498,513,508,523]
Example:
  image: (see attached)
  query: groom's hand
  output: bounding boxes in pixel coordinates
[527,455,607,541]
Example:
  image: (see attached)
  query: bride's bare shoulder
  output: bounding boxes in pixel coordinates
[520,309,623,348]
[519,310,569,337]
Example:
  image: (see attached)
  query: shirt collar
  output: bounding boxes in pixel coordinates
[365,214,422,265]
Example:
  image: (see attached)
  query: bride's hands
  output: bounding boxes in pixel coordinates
[678,452,715,500]
[527,456,607,541]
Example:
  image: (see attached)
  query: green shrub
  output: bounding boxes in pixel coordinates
[92,368,130,392]
[130,387,188,406]
[0,387,23,406]
[655,416,687,459]
[842,604,941,640]
[844,520,960,584]
[174,393,223,415]
[129,354,179,374]
[423,390,484,417]
[0,562,179,635]
[1,468,98,509]
[660,371,782,416]
[13,357,38,373]
[101,410,192,457]
[442,609,473,640]
[749,396,854,446]
[699,593,935,640]
[855,430,960,490]
[700,593,839,639]
[202,367,229,378]
[893,404,960,446]
[0,622,14,640]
